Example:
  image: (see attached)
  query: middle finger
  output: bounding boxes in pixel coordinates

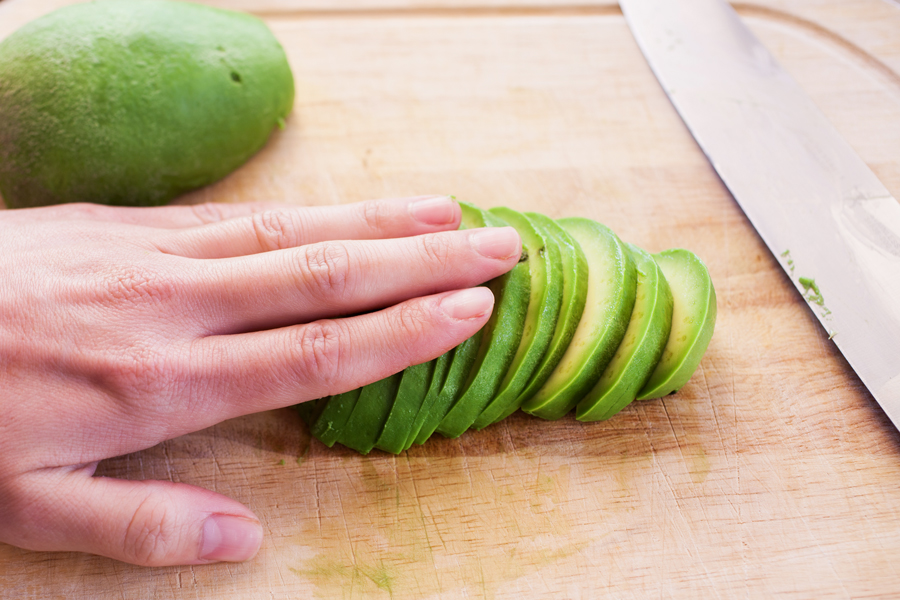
[187,227,522,334]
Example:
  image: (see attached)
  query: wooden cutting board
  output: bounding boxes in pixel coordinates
[2,0,900,597]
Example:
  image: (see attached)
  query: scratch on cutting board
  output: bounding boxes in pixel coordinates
[660,398,711,484]
[403,454,442,587]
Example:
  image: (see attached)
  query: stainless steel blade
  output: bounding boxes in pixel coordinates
[621,0,900,428]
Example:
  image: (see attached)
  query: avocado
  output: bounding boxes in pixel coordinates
[0,0,294,208]
[310,388,362,448]
[298,206,717,454]
[511,213,589,412]
[636,249,717,400]
[409,203,492,444]
[435,210,530,438]
[374,361,435,454]
[522,218,637,420]
[471,207,563,429]
[403,350,452,450]
[576,244,674,421]
[294,397,322,426]
[411,333,483,445]
[335,373,402,455]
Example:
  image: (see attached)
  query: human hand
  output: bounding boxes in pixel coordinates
[0,195,521,566]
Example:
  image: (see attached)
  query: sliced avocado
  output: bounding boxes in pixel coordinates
[576,244,674,421]
[403,350,452,450]
[410,201,492,445]
[508,213,588,415]
[294,397,322,425]
[374,360,435,454]
[310,388,362,448]
[522,217,637,420]
[435,210,530,438]
[636,249,717,400]
[471,207,563,429]
[412,332,483,444]
[336,373,403,454]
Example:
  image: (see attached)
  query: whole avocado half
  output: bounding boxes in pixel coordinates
[0,0,295,208]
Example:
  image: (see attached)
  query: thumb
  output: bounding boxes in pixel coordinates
[5,466,263,566]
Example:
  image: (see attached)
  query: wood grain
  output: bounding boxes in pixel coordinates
[1,0,900,598]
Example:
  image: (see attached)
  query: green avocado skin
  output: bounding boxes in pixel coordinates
[0,0,295,208]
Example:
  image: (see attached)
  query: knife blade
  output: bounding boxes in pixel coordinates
[620,0,900,429]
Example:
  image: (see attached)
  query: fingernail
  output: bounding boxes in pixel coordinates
[471,227,521,260]
[409,195,457,225]
[440,287,494,320]
[200,514,263,562]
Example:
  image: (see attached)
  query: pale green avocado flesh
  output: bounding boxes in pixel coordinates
[576,244,674,421]
[510,213,588,414]
[436,209,530,438]
[636,249,717,400]
[521,217,637,421]
[471,207,563,430]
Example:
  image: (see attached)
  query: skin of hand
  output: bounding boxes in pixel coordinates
[0,195,521,567]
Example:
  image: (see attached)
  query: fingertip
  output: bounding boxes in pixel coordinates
[470,226,522,260]
[10,472,263,567]
[199,514,263,563]
[438,287,494,321]
[407,195,460,227]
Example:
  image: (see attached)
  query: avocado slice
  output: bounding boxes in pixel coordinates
[409,202,493,445]
[510,213,589,414]
[636,249,717,400]
[436,210,531,438]
[403,350,452,450]
[310,388,362,448]
[335,373,403,454]
[522,218,637,420]
[576,244,674,421]
[471,207,563,429]
[412,332,483,444]
[294,397,322,426]
[374,360,435,454]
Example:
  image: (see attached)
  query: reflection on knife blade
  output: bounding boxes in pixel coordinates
[621,0,900,429]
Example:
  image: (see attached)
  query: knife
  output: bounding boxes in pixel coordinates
[620,0,900,430]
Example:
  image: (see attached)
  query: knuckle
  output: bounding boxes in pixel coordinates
[297,242,351,301]
[417,233,455,272]
[250,210,302,252]
[60,202,111,219]
[123,492,177,566]
[100,343,184,411]
[362,199,389,232]
[190,202,229,224]
[100,265,176,307]
[390,301,432,345]
[290,321,345,389]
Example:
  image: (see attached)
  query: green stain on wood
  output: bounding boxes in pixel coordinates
[291,558,396,597]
